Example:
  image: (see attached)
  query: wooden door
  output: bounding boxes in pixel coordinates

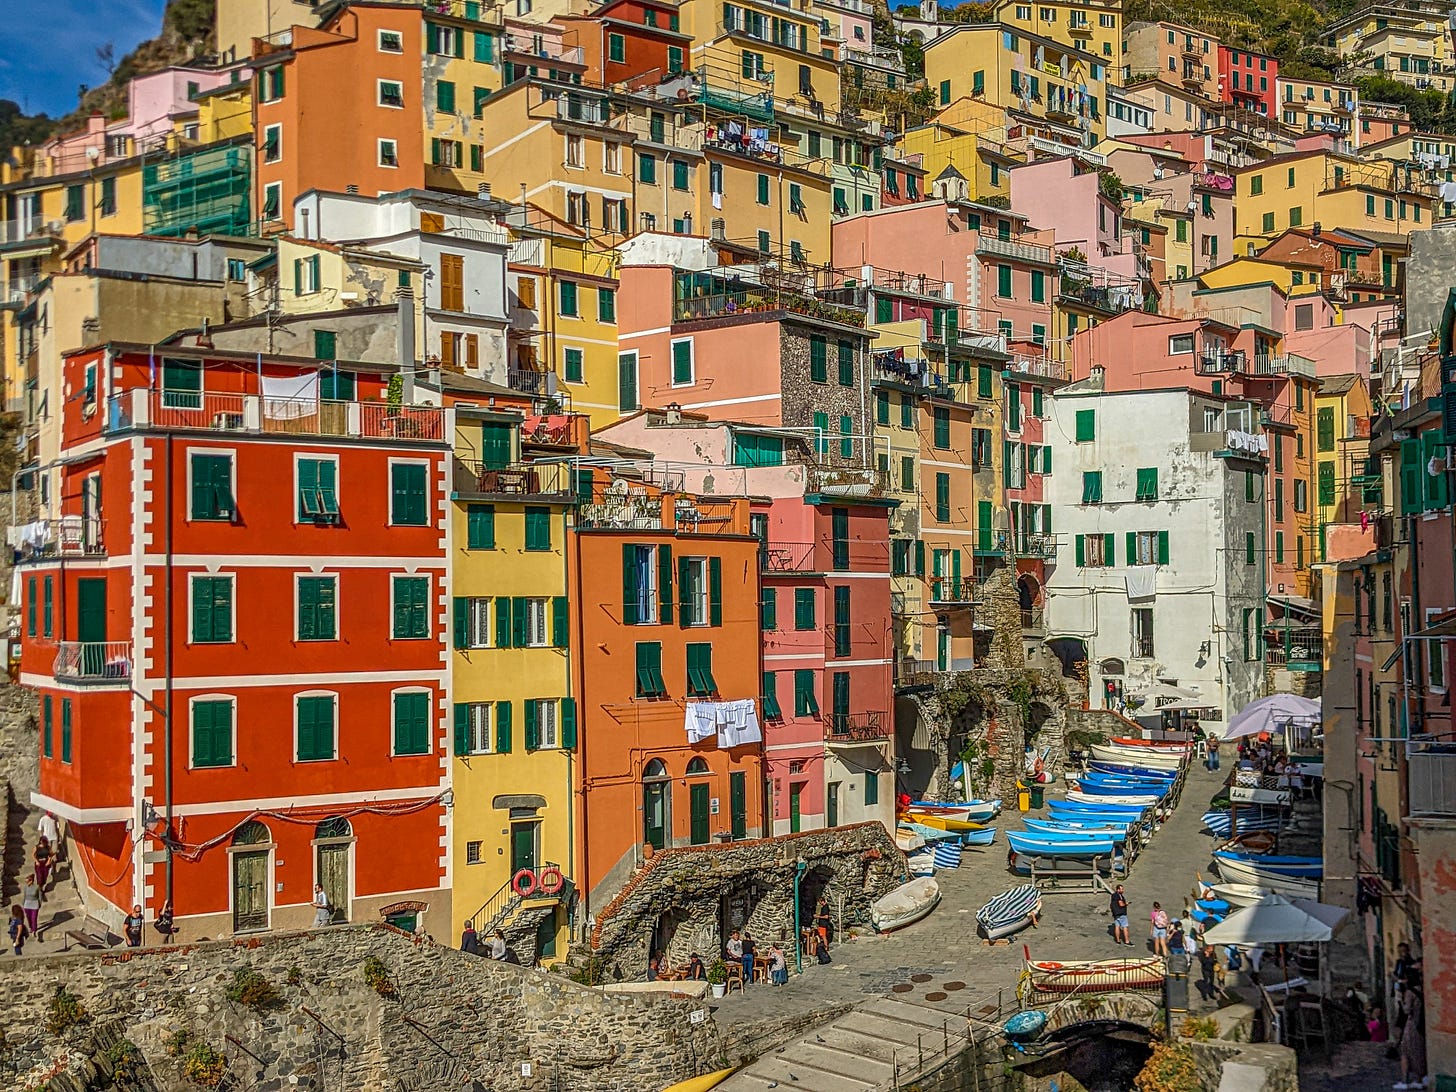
[689,783,710,846]
[644,781,668,850]
[510,822,539,874]
[232,851,269,932]
[790,782,803,833]
[317,843,349,923]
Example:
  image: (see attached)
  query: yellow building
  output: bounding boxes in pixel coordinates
[274,235,425,314]
[1275,76,1358,136]
[1314,373,1374,561]
[900,99,1024,202]
[1198,255,1326,298]
[1322,2,1455,93]
[923,25,1113,148]
[449,403,581,962]
[681,0,844,116]
[1232,150,1436,246]
[195,82,256,142]
[996,0,1123,72]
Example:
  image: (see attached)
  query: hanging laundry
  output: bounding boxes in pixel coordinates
[717,699,763,748]
[684,702,717,743]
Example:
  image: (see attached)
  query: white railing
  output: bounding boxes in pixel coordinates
[0,215,44,244]
[976,234,1054,265]
[53,641,132,683]
[1252,353,1317,378]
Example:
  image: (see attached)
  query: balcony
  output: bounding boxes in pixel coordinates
[417,0,504,24]
[0,215,46,247]
[761,541,818,572]
[107,390,447,443]
[673,288,866,328]
[1008,532,1058,559]
[507,368,558,397]
[1407,740,1456,818]
[826,711,890,743]
[578,493,743,534]
[929,577,976,604]
[976,235,1054,265]
[1021,607,1045,631]
[53,641,132,684]
[1251,353,1316,379]
[1006,356,1068,381]
[1068,18,1093,35]
[8,517,105,561]
[1263,626,1322,670]
[805,464,887,498]
[1197,350,1247,375]
[1058,279,1144,315]
[454,458,578,501]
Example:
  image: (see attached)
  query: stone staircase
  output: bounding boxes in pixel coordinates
[7,800,91,953]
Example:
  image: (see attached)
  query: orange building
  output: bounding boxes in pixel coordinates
[558,0,690,87]
[568,485,766,912]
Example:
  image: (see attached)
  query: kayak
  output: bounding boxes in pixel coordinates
[661,1071,736,1092]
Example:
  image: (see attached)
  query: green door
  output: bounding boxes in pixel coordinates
[644,781,669,850]
[510,822,539,875]
[232,851,269,932]
[790,782,803,833]
[827,782,840,827]
[480,422,512,469]
[689,783,710,845]
[76,578,107,676]
[536,909,558,959]
[729,771,747,840]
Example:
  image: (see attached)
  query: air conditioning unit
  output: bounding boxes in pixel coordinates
[213,412,245,431]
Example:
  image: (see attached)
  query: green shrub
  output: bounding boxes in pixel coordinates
[182,1040,226,1087]
[45,987,88,1035]
[224,967,285,1011]
[105,1038,142,1081]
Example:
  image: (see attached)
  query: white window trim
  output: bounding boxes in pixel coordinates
[523,597,550,648]
[682,556,709,626]
[377,78,405,109]
[533,698,561,750]
[464,701,493,755]
[669,336,695,387]
[189,571,238,645]
[390,572,433,640]
[294,452,341,526]
[293,689,339,763]
[188,693,238,770]
[378,28,404,52]
[263,122,282,164]
[1427,608,1448,692]
[263,181,284,221]
[389,685,436,757]
[463,596,492,649]
[293,571,339,643]
[565,133,585,169]
[603,141,622,174]
[1168,334,1195,355]
[378,139,399,168]
[387,457,432,527]
[561,343,586,380]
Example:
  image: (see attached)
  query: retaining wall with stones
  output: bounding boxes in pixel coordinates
[3,923,726,1092]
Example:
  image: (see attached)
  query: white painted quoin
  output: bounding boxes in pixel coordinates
[1044,384,1267,731]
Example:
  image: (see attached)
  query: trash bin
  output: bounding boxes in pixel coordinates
[1029,784,1045,809]
[1017,782,1031,812]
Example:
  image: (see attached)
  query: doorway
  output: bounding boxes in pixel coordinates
[643,758,670,851]
[510,821,540,874]
[790,781,804,833]
[231,820,271,932]
[76,577,106,676]
[689,783,710,845]
[827,781,840,828]
[314,817,352,924]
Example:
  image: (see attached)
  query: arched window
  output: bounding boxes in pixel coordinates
[316,817,352,840]
[644,758,669,779]
[685,757,710,775]
[232,820,270,845]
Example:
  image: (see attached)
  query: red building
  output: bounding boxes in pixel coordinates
[21,344,452,936]
[1218,46,1278,118]
[560,0,690,86]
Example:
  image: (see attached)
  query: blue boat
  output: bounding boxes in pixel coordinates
[1088,761,1178,780]
[1007,831,1116,857]
[1047,803,1149,821]
[1078,771,1172,789]
[1195,898,1230,913]
[902,821,962,843]
[963,827,998,846]
[1192,907,1224,926]
[1023,820,1130,843]
[1003,1009,1048,1042]
[1025,816,1132,833]
[1072,781,1168,799]
[1213,850,1323,879]
[1048,798,1149,814]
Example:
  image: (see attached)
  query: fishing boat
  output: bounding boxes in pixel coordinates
[1007,831,1116,857]
[1069,778,1169,798]
[907,850,937,877]
[1048,799,1150,816]
[1088,761,1178,780]
[1110,737,1192,751]
[963,826,998,847]
[1201,881,1270,908]
[910,800,1001,822]
[1088,744,1185,770]
[903,809,986,833]
[978,883,1043,941]
[1066,790,1162,807]
[1023,947,1166,995]
[1212,854,1320,898]
[1024,819,1131,840]
[900,821,962,842]
[1213,850,1322,878]
[871,877,941,932]
[1219,831,1278,854]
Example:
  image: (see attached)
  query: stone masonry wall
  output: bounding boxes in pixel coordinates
[3,924,725,1092]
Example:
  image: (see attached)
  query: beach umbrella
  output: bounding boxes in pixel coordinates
[1201,893,1348,946]
[1221,694,1320,742]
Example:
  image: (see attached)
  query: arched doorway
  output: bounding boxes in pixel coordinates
[643,759,671,851]
[1099,658,1126,710]
[231,820,272,933]
[686,757,711,845]
[314,817,353,924]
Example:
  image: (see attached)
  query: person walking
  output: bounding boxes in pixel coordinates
[1150,902,1170,957]
[488,932,508,960]
[21,873,42,938]
[311,884,332,927]
[1196,945,1218,1003]
[1109,884,1130,946]
[154,900,177,945]
[8,905,28,955]
[1207,736,1221,772]
[1396,987,1427,1090]
[124,904,144,948]
[460,920,480,954]
[33,836,53,892]
[37,811,62,864]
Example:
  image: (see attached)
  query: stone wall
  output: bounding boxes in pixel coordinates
[3,924,725,1092]
[587,821,904,975]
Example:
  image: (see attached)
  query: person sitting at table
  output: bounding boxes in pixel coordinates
[687,953,705,980]
[768,944,788,985]
[648,950,665,981]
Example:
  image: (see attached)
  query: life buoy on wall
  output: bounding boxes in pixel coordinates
[538,867,564,895]
[511,868,538,897]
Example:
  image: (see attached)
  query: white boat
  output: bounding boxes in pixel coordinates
[907,850,936,877]
[1203,882,1270,908]
[1088,743,1185,770]
[1066,790,1162,807]
[1213,855,1319,899]
[872,877,942,932]
[895,829,925,852]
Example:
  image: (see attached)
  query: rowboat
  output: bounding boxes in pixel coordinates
[1024,819,1131,841]
[1023,947,1166,995]
[1212,854,1320,898]
[1089,744,1185,769]
[978,883,1043,941]
[1025,816,1132,833]
[1088,761,1178,780]
[910,800,1001,822]
[932,841,963,869]
[900,821,962,842]
[1110,737,1192,751]
[661,1069,736,1092]
[1218,832,1277,854]
[1213,850,1322,878]
[1200,881,1270,908]
[1070,777,1169,797]
[894,830,924,852]
[963,826,998,847]
[1048,798,1150,816]
[871,877,941,932]
[1007,831,1116,857]
[907,850,937,877]
[1066,790,1162,807]
[903,809,986,832]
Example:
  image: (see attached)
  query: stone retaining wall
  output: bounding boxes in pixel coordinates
[4,923,724,1091]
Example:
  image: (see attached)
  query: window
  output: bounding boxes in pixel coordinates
[1128,530,1169,566]
[565,133,584,168]
[390,463,428,525]
[671,338,694,385]
[1131,607,1155,657]
[638,153,657,184]
[1428,610,1447,691]
[294,254,321,295]
[192,699,234,768]
[686,643,717,696]
[1135,467,1158,502]
[1030,269,1045,303]
[838,340,854,386]
[997,264,1013,297]
[456,702,493,755]
[900,456,915,491]
[1262,212,1275,233]
[757,174,771,205]
[525,698,564,749]
[608,32,626,62]
[794,669,819,716]
[972,428,992,469]
[524,506,551,551]
[164,357,203,409]
[392,576,431,639]
[935,472,951,521]
[678,556,720,626]
[297,456,339,524]
[933,406,951,449]
[809,335,827,383]
[1169,334,1194,354]
[427,22,459,56]
[832,585,851,656]
[260,66,285,103]
[379,79,404,108]
[794,587,816,630]
[191,575,234,643]
[190,452,234,520]
[455,596,493,648]
[393,691,432,755]
[598,287,617,323]
[379,29,404,52]
[1075,409,1095,442]
[296,695,337,762]
[1081,470,1103,504]
[378,139,398,167]
[635,641,668,697]
[558,279,579,317]
[1075,533,1113,567]
[298,576,337,641]
[561,347,584,383]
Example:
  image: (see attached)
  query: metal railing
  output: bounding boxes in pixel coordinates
[0,215,45,245]
[976,235,1054,265]
[1009,532,1057,559]
[673,289,866,327]
[826,711,890,742]
[9,517,105,559]
[1006,356,1067,380]
[108,391,447,443]
[455,459,578,500]
[929,577,975,603]
[53,641,132,683]
[1251,353,1317,379]
[1197,350,1246,375]
[578,496,740,533]
[1407,741,1456,818]
[761,541,819,572]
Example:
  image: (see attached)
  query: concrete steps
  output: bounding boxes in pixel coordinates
[10,807,88,953]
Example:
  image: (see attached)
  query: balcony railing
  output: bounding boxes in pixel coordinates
[507,368,557,397]
[826,711,890,742]
[1197,350,1247,375]
[1058,279,1144,314]
[1263,627,1322,668]
[673,289,866,327]
[0,215,45,246]
[805,464,887,497]
[107,390,446,443]
[976,235,1054,265]
[1006,356,1067,381]
[53,641,132,683]
[1407,740,1456,818]
[1009,532,1058,559]
[8,517,105,560]
[761,541,818,572]
[454,459,578,500]
[578,495,741,533]
[1251,353,1316,379]
[929,577,975,603]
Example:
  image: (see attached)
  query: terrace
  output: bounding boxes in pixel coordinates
[452,458,580,501]
[672,274,866,328]
[106,390,447,444]
[826,711,891,743]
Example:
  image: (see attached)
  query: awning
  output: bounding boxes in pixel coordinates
[1380,644,1407,672]
[1267,593,1318,619]
[1410,614,1456,640]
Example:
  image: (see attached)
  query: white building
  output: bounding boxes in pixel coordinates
[1045,385,1267,732]
[292,188,511,383]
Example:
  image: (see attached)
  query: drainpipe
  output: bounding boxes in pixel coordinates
[792,858,807,974]
[164,431,175,912]
[571,505,591,937]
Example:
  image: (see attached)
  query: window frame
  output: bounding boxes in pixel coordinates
[189,694,237,769]
[391,687,435,756]
[294,691,339,763]
[190,573,236,645]
[390,574,432,640]
[295,573,339,642]
[388,459,430,527]
[377,78,406,109]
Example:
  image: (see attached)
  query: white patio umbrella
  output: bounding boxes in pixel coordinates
[1221,694,1321,741]
[1202,893,1349,946]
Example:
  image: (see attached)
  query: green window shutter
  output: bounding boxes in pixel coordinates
[1245,471,1256,502]
[1318,462,1336,506]
[560,698,577,749]
[552,595,569,647]
[1030,270,1045,302]
[1104,533,1115,565]
[524,699,540,750]
[427,22,440,52]
[42,695,51,758]
[1422,432,1449,510]
[1316,406,1335,451]
[394,692,431,755]
[1075,409,1096,442]
[193,700,233,767]
[709,557,723,626]
[839,414,853,459]
[453,597,469,649]
[474,32,493,62]
[977,366,992,399]
[934,407,950,448]
[838,340,854,385]
[1032,388,1043,417]
[794,588,815,630]
[935,473,950,520]
[658,544,673,624]
[60,700,72,763]
[437,80,456,113]
[677,557,692,627]
[976,501,992,551]
[466,504,495,549]
[42,576,52,637]
[512,596,529,646]
[598,287,616,323]
[495,701,512,752]
[609,32,625,62]
[431,138,442,166]
[1075,534,1085,566]
[192,576,233,643]
[833,585,851,655]
[391,463,427,525]
[757,174,770,204]
[495,596,512,647]
[762,587,777,630]
[1136,467,1158,501]
[809,336,827,382]
[560,280,578,316]
[27,577,35,637]
[297,696,335,761]
[763,672,782,718]
[876,391,890,425]
[997,264,1012,296]
[794,669,819,716]
[1157,530,1170,565]
[622,543,640,625]
[876,296,893,323]
[1400,438,1423,514]
[1245,532,1256,565]
[1043,445,1051,472]
[1126,531,1137,564]
[525,507,551,550]
[313,329,337,361]
[914,540,925,576]
[1082,471,1102,504]
[454,704,470,756]
[298,576,335,641]
[190,453,234,520]
[672,339,693,384]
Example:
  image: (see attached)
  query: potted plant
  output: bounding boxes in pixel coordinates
[707,958,728,998]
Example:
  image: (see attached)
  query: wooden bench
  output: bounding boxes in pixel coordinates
[64,916,117,951]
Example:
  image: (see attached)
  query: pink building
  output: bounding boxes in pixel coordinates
[1008,157,1143,280]
[592,409,897,834]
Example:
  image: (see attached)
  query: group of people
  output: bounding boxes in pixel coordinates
[1235,737,1306,793]
[8,812,62,955]
[644,897,836,990]
[459,920,520,963]
[1108,885,1224,1003]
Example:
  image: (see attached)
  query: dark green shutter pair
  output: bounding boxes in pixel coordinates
[298,577,336,640]
[191,453,235,520]
[635,642,667,696]
[1135,467,1158,502]
[809,336,828,382]
[762,672,782,719]
[793,669,818,716]
[393,692,432,755]
[391,463,428,525]
[833,586,851,656]
[192,576,234,643]
[297,696,336,761]
[392,577,430,638]
[686,643,716,695]
[298,458,339,521]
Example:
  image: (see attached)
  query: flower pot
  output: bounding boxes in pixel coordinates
[711,983,726,998]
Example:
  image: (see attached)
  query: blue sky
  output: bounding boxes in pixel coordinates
[0,0,167,116]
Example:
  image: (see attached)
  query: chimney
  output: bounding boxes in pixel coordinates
[397,288,416,403]
[665,401,682,424]
[197,317,214,350]
[710,218,726,240]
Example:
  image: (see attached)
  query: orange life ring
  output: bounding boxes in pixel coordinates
[1040,961,1064,970]
[538,867,564,895]
[511,868,538,897]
